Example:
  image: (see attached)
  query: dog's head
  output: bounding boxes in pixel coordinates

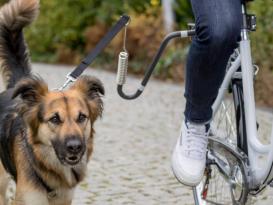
[12,75,104,166]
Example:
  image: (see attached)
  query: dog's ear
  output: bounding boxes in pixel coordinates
[71,75,104,99]
[70,75,104,119]
[12,76,48,106]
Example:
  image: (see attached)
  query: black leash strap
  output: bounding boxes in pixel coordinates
[70,15,130,80]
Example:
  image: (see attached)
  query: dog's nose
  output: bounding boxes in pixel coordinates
[66,139,83,154]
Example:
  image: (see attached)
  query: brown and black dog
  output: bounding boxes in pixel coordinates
[0,0,104,204]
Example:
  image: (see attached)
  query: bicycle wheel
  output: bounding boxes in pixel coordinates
[193,80,249,205]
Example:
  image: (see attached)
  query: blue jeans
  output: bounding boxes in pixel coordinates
[184,0,242,124]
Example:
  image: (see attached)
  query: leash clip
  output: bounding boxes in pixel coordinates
[58,73,77,91]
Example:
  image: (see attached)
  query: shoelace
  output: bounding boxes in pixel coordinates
[183,123,209,160]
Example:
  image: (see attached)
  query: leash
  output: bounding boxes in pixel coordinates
[59,15,131,90]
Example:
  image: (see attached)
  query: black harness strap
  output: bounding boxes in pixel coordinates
[69,15,130,80]
[21,131,55,195]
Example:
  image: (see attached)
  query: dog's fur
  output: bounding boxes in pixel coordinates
[0,0,104,204]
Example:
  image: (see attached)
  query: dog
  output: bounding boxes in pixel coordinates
[0,0,104,204]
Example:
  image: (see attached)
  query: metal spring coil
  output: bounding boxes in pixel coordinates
[116,51,128,85]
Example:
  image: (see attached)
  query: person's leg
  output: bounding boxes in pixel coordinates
[184,0,242,124]
[172,0,242,186]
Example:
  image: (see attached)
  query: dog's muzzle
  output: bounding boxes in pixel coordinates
[52,136,86,166]
[65,138,84,164]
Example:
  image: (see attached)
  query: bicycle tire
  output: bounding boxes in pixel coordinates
[193,79,249,205]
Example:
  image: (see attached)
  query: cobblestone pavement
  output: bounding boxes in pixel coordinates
[1,63,273,204]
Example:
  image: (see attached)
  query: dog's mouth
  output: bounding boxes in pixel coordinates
[53,148,85,166]
[64,155,82,166]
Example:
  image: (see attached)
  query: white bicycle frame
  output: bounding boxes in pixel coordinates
[211,5,273,189]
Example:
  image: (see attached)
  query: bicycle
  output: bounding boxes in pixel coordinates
[115,0,273,204]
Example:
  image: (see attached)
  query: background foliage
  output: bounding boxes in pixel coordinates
[248,0,273,106]
[24,0,157,63]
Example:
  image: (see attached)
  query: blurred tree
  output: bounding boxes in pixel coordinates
[173,0,194,28]
[249,0,273,71]
[25,0,159,62]
[125,0,156,13]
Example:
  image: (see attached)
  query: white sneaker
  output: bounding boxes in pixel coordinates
[172,121,209,186]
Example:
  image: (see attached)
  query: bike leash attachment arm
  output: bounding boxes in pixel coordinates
[116,30,195,100]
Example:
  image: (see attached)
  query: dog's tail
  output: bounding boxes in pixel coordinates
[0,0,39,89]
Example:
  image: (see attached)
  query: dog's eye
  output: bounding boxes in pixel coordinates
[49,114,62,125]
[77,113,87,123]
